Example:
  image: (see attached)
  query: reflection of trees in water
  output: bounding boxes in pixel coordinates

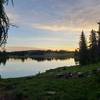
[0,57,7,65]
[31,57,70,62]
[0,52,75,65]
[0,51,8,65]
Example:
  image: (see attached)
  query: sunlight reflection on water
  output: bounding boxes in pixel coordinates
[0,58,75,78]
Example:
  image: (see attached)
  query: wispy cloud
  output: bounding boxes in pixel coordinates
[32,24,83,32]
[6,0,100,32]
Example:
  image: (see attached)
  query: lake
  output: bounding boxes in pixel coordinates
[0,58,76,78]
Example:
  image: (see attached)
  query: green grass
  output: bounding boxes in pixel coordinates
[39,62,100,78]
[1,63,100,100]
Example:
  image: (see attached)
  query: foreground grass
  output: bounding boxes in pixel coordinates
[1,63,100,100]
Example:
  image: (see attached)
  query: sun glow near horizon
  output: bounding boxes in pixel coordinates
[6,45,75,52]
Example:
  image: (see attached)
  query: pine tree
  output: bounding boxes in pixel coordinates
[97,34,100,60]
[89,30,97,63]
[97,22,100,61]
[79,31,89,65]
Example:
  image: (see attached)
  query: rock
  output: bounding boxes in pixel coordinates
[69,72,73,77]
[56,73,64,78]
[64,72,71,79]
[86,72,93,77]
[0,92,17,100]
[71,72,79,78]
[97,68,100,72]
[92,69,97,74]
[46,91,56,95]
[77,72,84,77]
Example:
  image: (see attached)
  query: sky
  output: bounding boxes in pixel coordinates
[4,0,100,51]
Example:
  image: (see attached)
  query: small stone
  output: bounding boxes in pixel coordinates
[77,72,84,77]
[97,68,100,72]
[56,73,64,78]
[46,91,56,95]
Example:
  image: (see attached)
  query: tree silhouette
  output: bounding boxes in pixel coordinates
[77,22,100,65]
[74,49,79,65]
[79,31,89,65]
[0,0,9,49]
[0,0,13,49]
[89,30,98,63]
[97,22,100,60]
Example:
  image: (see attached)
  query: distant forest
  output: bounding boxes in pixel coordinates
[0,50,74,58]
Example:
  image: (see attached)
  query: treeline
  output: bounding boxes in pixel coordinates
[7,50,73,56]
[0,50,74,65]
[0,50,74,59]
[75,23,100,65]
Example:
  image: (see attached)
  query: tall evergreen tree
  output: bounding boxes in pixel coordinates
[97,22,100,60]
[79,31,88,65]
[89,29,97,63]
[97,37,100,60]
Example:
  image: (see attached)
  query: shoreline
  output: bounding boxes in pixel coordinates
[1,62,100,79]
[0,63,100,100]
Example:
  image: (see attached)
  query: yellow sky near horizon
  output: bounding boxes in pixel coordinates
[5,46,75,52]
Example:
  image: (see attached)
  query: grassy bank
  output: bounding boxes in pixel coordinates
[1,63,100,100]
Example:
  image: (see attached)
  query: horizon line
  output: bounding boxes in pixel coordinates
[4,46,75,52]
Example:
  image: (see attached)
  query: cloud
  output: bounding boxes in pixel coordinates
[32,24,83,32]
[5,0,100,50]
[6,0,100,33]
[32,22,96,33]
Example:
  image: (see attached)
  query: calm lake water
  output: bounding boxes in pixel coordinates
[0,58,76,78]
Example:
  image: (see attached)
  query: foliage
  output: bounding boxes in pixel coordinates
[79,31,89,65]
[97,22,100,60]
[78,23,100,65]
[0,0,9,49]
[0,0,13,49]
[89,30,98,63]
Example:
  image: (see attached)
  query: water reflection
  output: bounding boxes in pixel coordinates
[0,54,75,65]
[0,52,76,78]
